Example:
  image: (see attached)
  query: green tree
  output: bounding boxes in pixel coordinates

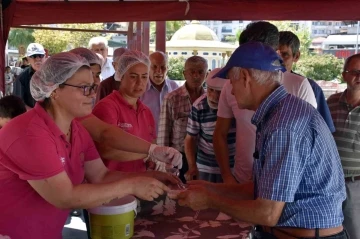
[62,23,105,48]
[8,28,35,54]
[270,21,312,56]
[224,29,242,43]
[293,54,344,81]
[150,21,186,42]
[168,57,186,80]
[33,29,69,55]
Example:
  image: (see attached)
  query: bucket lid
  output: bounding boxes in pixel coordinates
[88,195,137,215]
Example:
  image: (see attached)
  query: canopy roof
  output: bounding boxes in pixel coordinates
[2,0,360,92]
[5,0,360,27]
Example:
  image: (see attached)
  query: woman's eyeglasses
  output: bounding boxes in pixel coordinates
[29,54,45,59]
[60,83,98,96]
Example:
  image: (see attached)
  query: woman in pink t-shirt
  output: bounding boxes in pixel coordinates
[0,52,177,239]
[93,50,159,172]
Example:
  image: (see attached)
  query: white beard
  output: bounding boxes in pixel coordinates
[207,98,218,109]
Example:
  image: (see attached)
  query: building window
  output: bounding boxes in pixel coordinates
[203,52,209,55]
[212,59,216,69]
[182,52,187,55]
[313,30,318,34]
[173,52,178,55]
[168,52,171,55]
[328,22,332,26]
[212,53,217,56]
[222,21,232,23]
[221,27,232,33]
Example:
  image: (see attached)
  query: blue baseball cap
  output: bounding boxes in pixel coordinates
[213,41,286,79]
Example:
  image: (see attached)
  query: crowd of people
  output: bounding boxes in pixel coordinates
[0,20,359,239]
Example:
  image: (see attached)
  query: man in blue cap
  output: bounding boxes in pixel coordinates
[170,42,347,239]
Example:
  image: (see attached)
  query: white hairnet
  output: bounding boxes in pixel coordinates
[206,68,227,91]
[69,47,102,67]
[115,50,150,82]
[30,52,90,101]
[113,48,128,63]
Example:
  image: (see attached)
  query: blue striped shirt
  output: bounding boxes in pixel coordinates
[252,85,346,228]
[187,94,236,170]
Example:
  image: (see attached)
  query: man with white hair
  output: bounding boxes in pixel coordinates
[13,43,46,109]
[140,51,179,133]
[88,36,115,79]
[214,21,317,184]
[184,68,235,183]
[96,47,128,102]
[171,42,347,239]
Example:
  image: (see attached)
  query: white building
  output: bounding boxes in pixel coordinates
[200,20,251,42]
[150,21,237,70]
[310,21,348,38]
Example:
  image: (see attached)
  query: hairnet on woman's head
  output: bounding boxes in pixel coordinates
[69,47,102,68]
[115,50,150,82]
[30,52,90,101]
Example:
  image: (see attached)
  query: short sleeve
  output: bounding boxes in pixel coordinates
[256,129,309,202]
[2,135,64,181]
[217,81,234,118]
[187,105,201,136]
[92,100,118,125]
[77,123,100,162]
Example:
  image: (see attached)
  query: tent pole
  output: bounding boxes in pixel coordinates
[356,21,359,54]
[142,22,150,55]
[155,21,166,53]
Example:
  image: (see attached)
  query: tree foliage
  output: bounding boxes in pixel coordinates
[150,21,186,42]
[293,54,344,81]
[224,29,242,43]
[62,23,105,48]
[33,29,69,55]
[33,23,105,55]
[168,57,186,80]
[8,28,35,50]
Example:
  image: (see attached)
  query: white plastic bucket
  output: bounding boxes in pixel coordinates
[88,195,137,239]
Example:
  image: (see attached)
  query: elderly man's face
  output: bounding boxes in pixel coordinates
[90,43,108,60]
[343,57,360,92]
[27,54,46,72]
[183,62,207,90]
[149,54,168,85]
[206,87,221,108]
[228,68,253,109]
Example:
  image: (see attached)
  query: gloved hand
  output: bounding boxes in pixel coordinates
[148,144,183,168]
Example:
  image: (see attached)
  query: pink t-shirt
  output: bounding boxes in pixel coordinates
[0,103,99,239]
[92,91,156,172]
[217,80,256,183]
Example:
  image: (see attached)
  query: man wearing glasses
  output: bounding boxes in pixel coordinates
[328,53,360,239]
[13,43,46,109]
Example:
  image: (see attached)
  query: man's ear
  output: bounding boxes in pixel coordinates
[242,69,251,87]
[294,51,301,63]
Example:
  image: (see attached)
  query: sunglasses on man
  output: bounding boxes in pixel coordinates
[29,54,45,59]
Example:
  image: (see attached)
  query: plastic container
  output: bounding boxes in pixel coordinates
[88,195,137,239]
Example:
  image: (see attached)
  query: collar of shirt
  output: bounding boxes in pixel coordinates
[146,78,175,92]
[103,58,112,69]
[33,102,79,137]
[251,85,288,127]
[178,84,205,98]
[112,90,147,112]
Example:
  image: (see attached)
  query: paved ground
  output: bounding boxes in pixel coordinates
[62,213,88,239]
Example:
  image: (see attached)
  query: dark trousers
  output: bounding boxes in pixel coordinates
[179,152,189,184]
[83,209,91,239]
[251,227,349,239]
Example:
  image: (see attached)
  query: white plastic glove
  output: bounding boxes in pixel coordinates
[148,144,183,168]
